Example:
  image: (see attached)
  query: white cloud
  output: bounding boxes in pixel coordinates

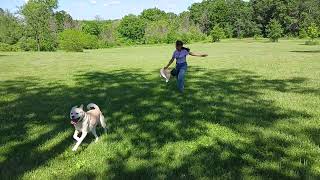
[104,0,120,6]
[90,0,97,4]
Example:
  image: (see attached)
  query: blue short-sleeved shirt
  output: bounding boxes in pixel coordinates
[172,49,189,64]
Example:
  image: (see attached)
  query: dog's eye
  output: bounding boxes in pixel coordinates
[76,113,79,115]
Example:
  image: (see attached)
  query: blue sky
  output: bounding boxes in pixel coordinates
[0,0,203,20]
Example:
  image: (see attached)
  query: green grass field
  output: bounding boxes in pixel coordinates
[0,39,320,179]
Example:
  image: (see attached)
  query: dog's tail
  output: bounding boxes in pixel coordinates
[100,114,107,133]
[87,103,100,112]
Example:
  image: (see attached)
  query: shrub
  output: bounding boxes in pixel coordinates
[59,29,85,52]
[18,37,37,51]
[0,42,20,52]
[266,19,283,42]
[179,33,190,44]
[166,31,180,44]
[307,23,319,41]
[82,34,99,49]
[299,29,308,39]
[210,25,225,42]
[187,25,206,42]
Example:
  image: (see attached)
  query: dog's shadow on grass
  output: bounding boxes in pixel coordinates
[0,67,319,179]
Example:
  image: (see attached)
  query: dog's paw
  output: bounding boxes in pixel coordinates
[72,147,78,151]
[95,138,99,143]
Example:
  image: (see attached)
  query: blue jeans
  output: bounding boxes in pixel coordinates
[176,62,187,92]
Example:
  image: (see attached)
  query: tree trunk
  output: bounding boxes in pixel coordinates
[36,34,40,52]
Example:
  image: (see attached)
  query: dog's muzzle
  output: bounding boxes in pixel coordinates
[71,117,81,125]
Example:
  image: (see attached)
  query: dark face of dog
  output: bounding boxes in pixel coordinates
[70,105,85,125]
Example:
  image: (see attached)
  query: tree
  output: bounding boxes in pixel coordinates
[81,21,102,36]
[251,0,320,37]
[224,23,233,38]
[210,25,225,42]
[266,19,283,42]
[307,23,319,41]
[54,10,74,32]
[140,8,167,22]
[100,21,120,47]
[118,14,146,43]
[21,0,58,51]
[189,0,255,37]
[0,10,22,45]
[144,20,170,44]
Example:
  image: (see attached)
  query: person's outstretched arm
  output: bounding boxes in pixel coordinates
[189,52,208,57]
[164,58,175,69]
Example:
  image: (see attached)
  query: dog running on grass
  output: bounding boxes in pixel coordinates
[70,103,107,151]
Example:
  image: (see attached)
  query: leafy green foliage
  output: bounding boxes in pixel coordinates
[307,23,319,41]
[0,10,22,45]
[224,23,233,38]
[58,30,85,52]
[266,19,283,42]
[144,20,170,44]
[81,21,102,36]
[140,8,167,22]
[21,0,58,51]
[54,10,75,32]
[189,0,255,37]
[100,21,121,47]
[2,0,320,52]
[59,29,99,52]
[210,25,225,42]
[118,14,146,43]
[252,0,320,36]
[299,29,308,39]
[0,42,20,51]
[18,37,37,51]
[82,34,99,49]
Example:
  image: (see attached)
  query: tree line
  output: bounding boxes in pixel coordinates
[0,0,319,52]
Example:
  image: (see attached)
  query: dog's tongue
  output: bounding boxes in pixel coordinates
[71,120,77,125]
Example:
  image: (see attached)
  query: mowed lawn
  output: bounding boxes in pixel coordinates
[0,39,320,179]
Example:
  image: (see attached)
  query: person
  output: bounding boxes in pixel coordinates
[164,40,207,93]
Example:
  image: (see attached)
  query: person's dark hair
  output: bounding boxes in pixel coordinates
[176,40,190,52]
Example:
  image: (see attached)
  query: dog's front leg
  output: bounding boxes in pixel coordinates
[73,130,80,142]
[72,132,88,151]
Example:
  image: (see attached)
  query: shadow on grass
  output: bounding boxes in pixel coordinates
[0,67,319,179]
[290,50,320,53]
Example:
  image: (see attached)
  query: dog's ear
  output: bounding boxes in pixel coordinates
[72,105,77,109]
[79,104,84,110]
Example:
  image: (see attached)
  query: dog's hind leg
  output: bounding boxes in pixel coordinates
[100,114,107,133]
[92,127,99,143]
[72,132,87,151]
